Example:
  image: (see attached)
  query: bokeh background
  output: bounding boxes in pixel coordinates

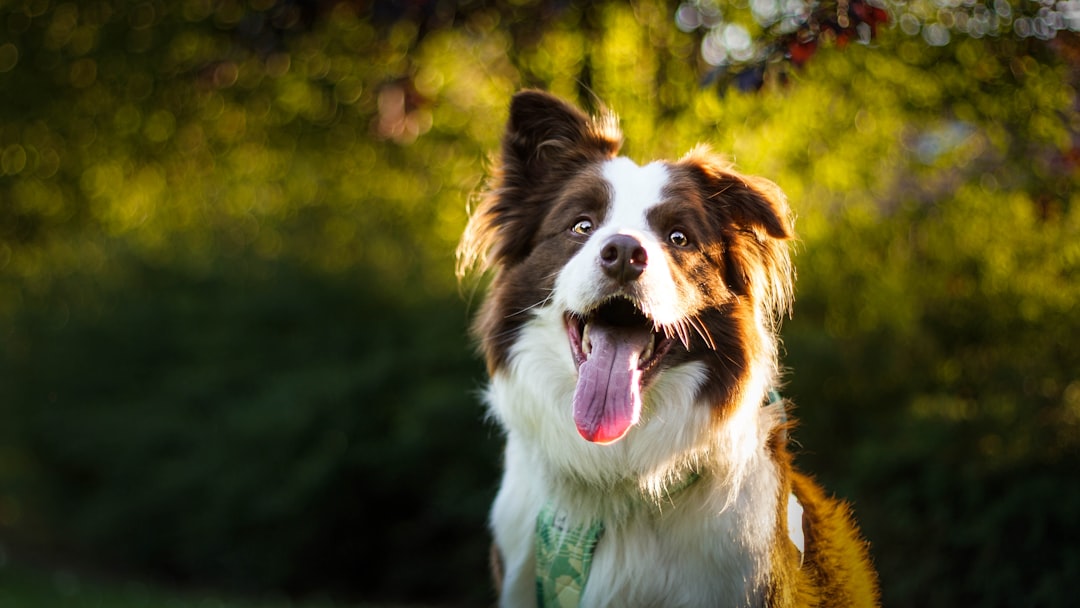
[1,0,1078,606]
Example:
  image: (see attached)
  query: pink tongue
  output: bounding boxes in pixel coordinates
[573,324,651,444]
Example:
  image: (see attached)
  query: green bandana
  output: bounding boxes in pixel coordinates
[533,472,700,607]
[535,502,604,607]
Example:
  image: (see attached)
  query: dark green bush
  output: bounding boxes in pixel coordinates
[781,206,1080,608]
[0,262,498,603]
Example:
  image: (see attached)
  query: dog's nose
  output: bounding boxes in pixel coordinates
[599,234,648,283]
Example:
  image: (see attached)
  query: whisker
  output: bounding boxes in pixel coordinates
[714,347,740,368]
[689,316,717,350]
[505,288,556,318]
[674,320,692,349]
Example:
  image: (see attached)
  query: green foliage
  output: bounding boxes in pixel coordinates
[0,0,1078,606]
[0,1,514,304]
[783,193,1080,607]
[2,262,496,602]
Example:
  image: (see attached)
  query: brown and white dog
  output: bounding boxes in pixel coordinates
[458,91,879,607]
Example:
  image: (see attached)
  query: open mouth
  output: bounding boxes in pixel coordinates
[565,298,675,445]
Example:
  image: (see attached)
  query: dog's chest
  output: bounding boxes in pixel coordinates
[576,490,773,608]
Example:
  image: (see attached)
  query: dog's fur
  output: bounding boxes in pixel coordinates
[458,91,879,607]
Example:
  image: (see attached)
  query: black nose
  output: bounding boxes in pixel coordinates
[599,234,647,283]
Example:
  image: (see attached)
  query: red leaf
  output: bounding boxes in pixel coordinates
[788,39,818,66]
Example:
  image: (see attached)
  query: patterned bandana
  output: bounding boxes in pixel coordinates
[533,471,700,607]
[534,501,605,607]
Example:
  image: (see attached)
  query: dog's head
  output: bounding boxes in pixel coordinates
[459,91,793,445]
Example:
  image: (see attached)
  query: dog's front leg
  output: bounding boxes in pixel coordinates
[490,440,542,607]
[490,537,536,607]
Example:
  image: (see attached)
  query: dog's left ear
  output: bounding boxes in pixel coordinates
[677,146,793,241]
[676,146,795,318]
[722,172,792,241]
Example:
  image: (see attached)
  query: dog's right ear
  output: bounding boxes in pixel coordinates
[458,92,622,279]
[502,90,622,181]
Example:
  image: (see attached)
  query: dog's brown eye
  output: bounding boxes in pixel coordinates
[572,219,594,235]
[669,230,689,247]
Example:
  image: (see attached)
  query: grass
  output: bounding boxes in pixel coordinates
[0,561,391,608]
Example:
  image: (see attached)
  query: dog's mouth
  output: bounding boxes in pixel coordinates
[565,298,675,445]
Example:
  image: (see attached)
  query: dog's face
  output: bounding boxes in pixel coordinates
[459,91,793,446]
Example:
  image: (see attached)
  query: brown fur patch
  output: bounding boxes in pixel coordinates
[767,414,882,607]
[457,91,621,373]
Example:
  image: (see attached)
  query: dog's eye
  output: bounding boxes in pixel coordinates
[571,219,594,235]
[669,230,689,247]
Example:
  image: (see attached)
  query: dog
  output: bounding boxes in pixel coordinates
[457,90,880,607]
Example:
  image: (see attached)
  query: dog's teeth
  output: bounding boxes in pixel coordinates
[641,332,655,362]
[582,322,592,356]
